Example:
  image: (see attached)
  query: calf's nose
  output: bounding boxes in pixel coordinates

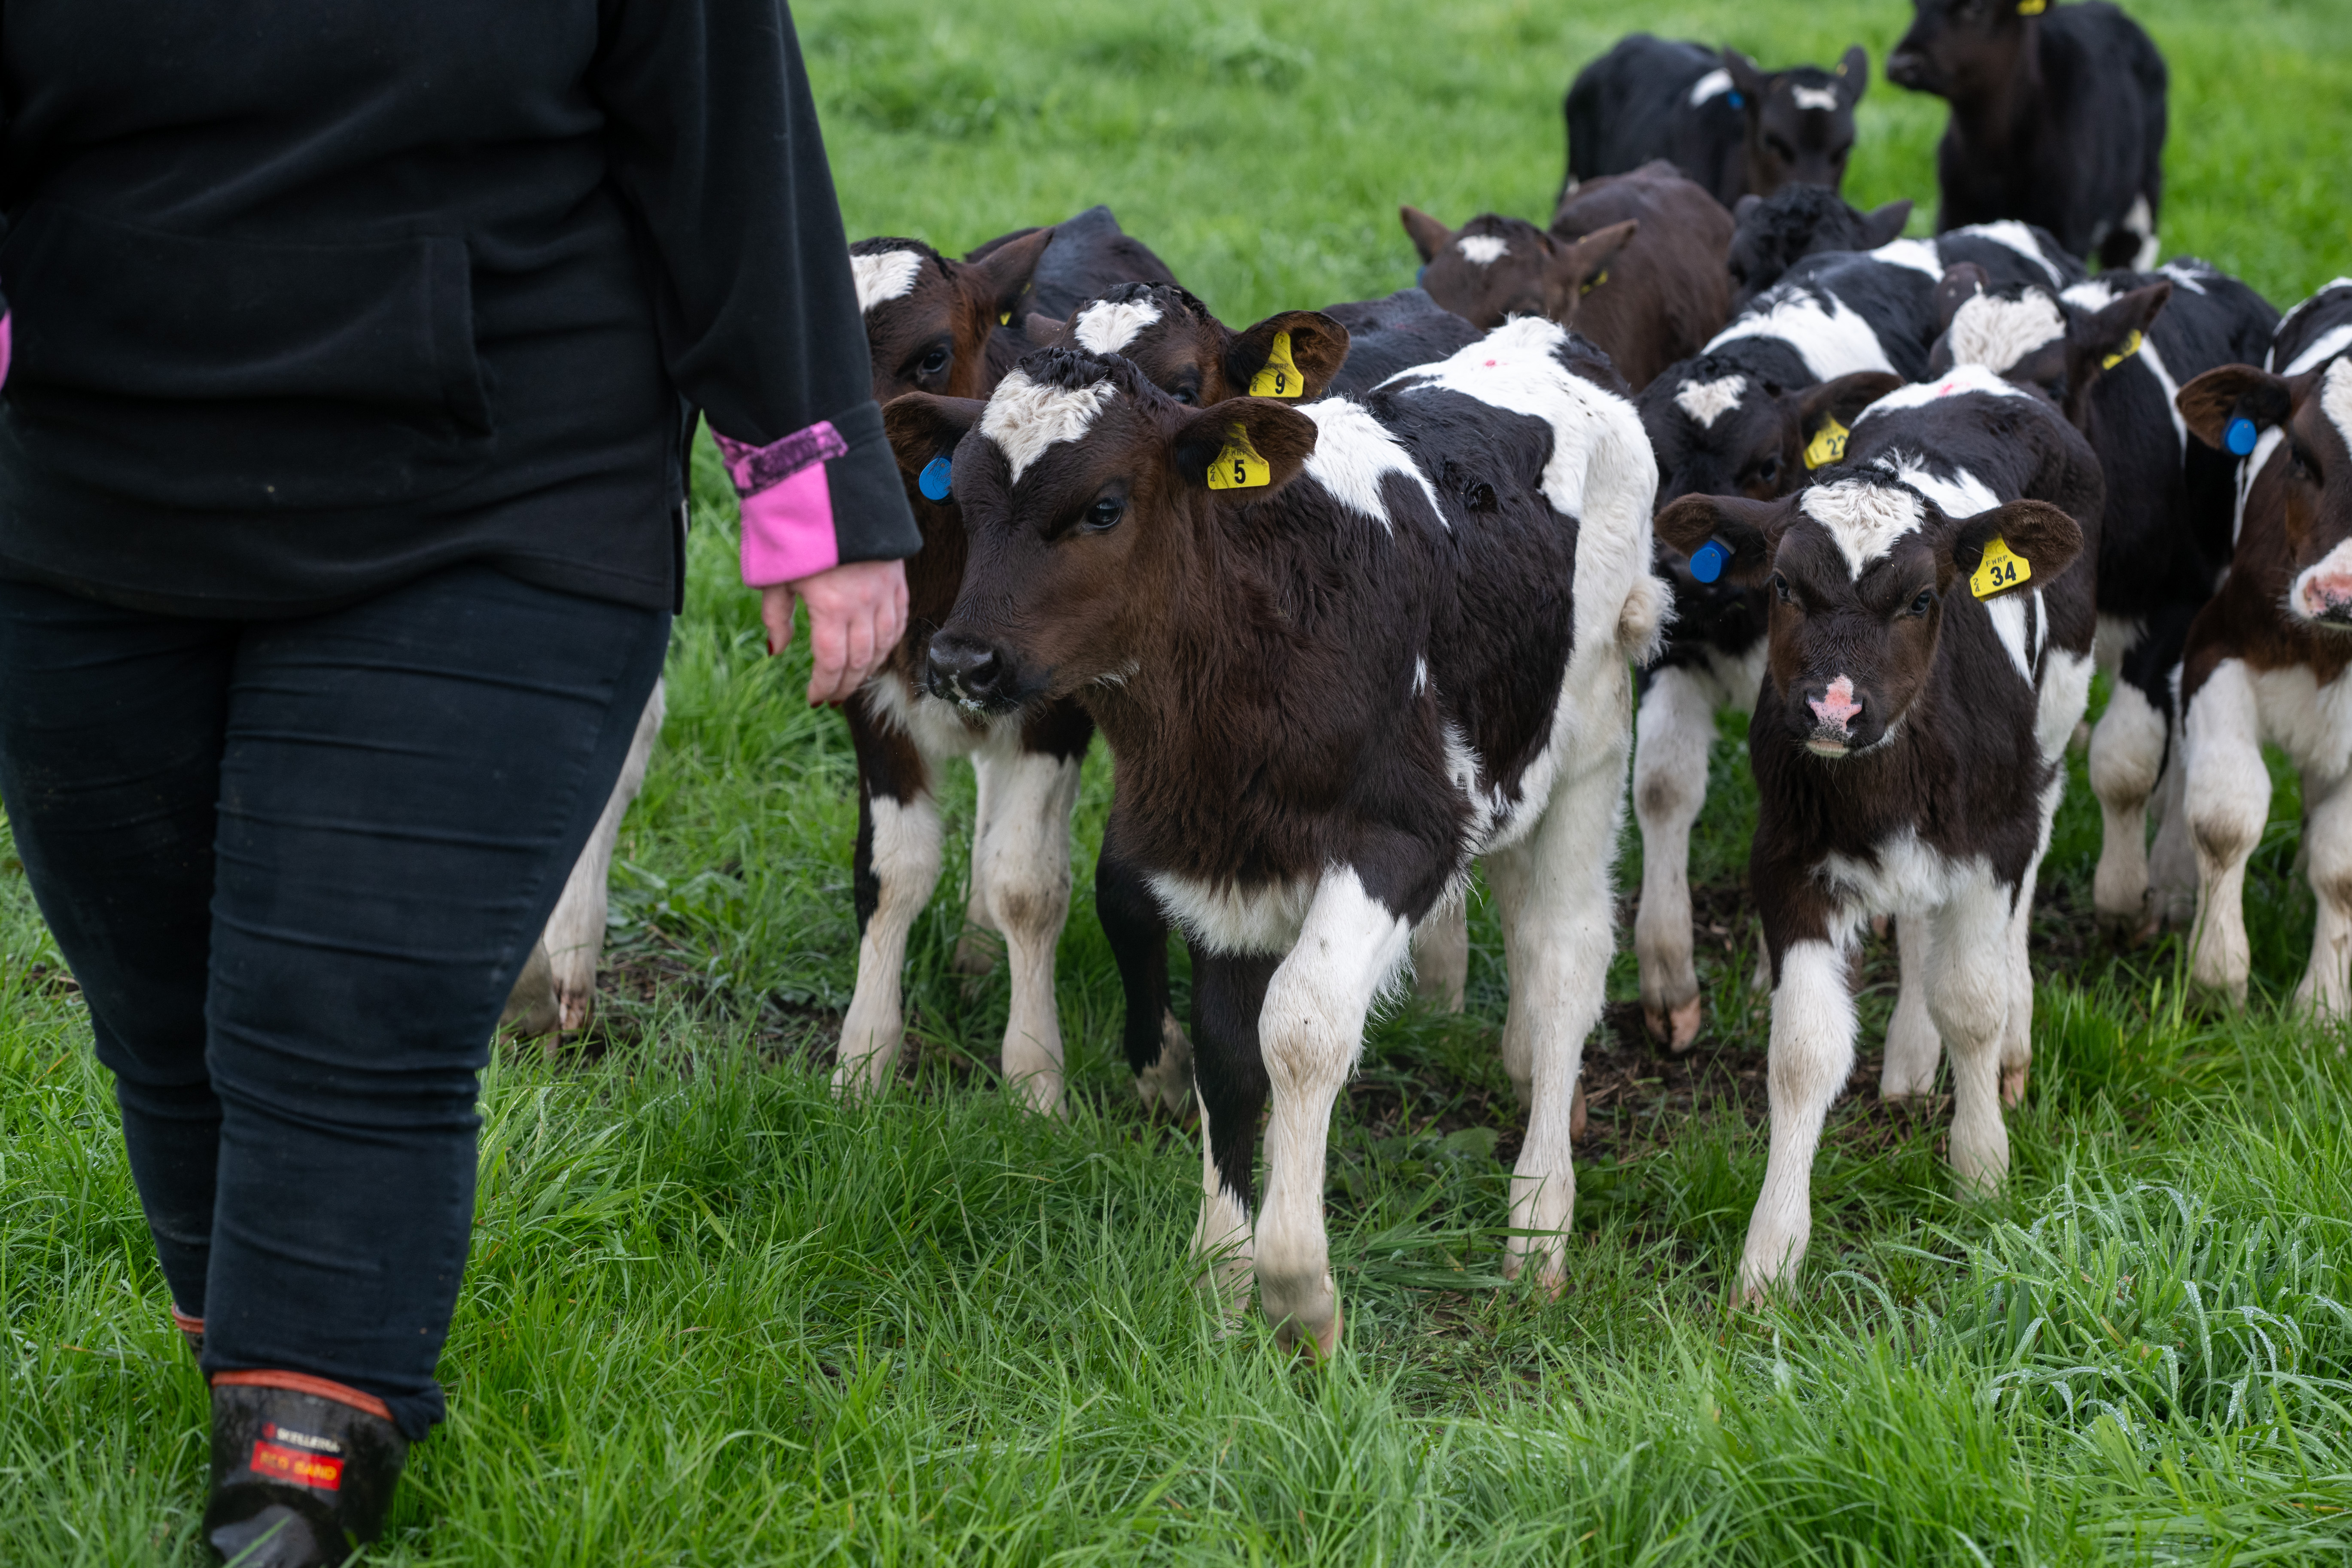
[926,631,1011,706]
[1807,675,1864,732]
[2304,573,2352,623]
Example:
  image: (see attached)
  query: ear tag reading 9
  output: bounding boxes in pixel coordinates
[2102,329,2143,371]
[2226,417,2260,457]
[919,455,954,502]
[1690,538,1730,584]
[1207,425,1271,490]
[1250,330,1305,398]
[1971,535,2030,599]
[1804,417,1850,470]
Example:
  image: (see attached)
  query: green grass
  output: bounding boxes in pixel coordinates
[8,1,2352,1561]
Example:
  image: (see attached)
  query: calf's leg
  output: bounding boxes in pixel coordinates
[1928,878,2015,1192]
[1409,898,1470,1013]
[2088,678,2166,932]
[1740,939,1856,1300]
[836,705,942,1096]
[970,742,1084,1113]
[2182,663,2270,1007]
[2295,770,2352,1021]
[1188,946,1275,1317]
[1097,820,1192,1113]
[1632,667,1715,1050]
[952,754,1001,977]
[1879,916,1941,1100]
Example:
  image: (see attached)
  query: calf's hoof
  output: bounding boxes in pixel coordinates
[498,943,561,1040]
[951,926,1002,980]
[1570,1081,1588,1140]
[1643,995,1703,1053]
[1270,1296,1343,1361]
[1261,1270,1341,1360]
[1134,1012,1197,1116]
[1999,1061,2030,1108]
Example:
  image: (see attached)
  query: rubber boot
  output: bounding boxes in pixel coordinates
[204,1373,408,1566]
[172,1305,205,1360]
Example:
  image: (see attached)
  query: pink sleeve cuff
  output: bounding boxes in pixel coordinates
[1,312,12,390]
[715,420,848,588]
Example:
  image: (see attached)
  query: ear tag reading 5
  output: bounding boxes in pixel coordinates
[1250,330,1305,398]
[1207,426,1271,490]
[1804,417,1850,470]
[2102,329,2143,371]
[2226,417,2260,457]
[1690,538,1730,584]
[919,455,954,502]
[1971,535,2030,599]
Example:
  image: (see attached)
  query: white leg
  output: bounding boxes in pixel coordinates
[2089,680,2166,931]
[1410,898,1470,1012]
[2183,662,2270,1007]
[539,679,666,1033]
[2295,770,2352,1021]
[1254,868,1412,1356]
[500,940,561,1043]
[1927,876,2017,1193]
[2147,721,2197,929]
[953,754,1002,975]
[834,791,945,1095]
[971,747,1084,1114]
[1632,667,1716,1050]
[1740,939,1856,1300]
[1880,916,1941,1100]
[1193,1095,1255,1317]
[2000,883,2036,1108]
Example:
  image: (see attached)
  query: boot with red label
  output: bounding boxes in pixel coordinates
[203,1373,408,1566]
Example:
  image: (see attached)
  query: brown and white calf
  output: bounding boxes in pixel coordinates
[1656,363,2099,1295]
[1404,161,1731,390]
[2172,282,2352,1014]
[903,319,1664,1352]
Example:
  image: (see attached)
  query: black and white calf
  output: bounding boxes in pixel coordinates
[1930,260,2279,932]
[1728,185,1915,309]
[2171,282,2352,1014]
[1631,222,2081,1047]
[1656,362,2101,1294]
[906,319,1664,1352]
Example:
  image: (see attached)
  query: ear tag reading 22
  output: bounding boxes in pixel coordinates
[1690,538,1731,584]
[1804,417,1850,470]
[2102,329,2143,371]
[1250,330,1305,398]
[1971,536,2030,599]
[2226,417,2260,456]
[919,456,954,502]
[1207,425,1271,490]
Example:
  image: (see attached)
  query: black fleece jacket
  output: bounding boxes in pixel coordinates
[0,0,917,616]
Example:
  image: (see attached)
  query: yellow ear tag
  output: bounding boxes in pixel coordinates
[1804,417,1850,470]
[2101,329,2143,371]
[1971,535,2030,598]
[1580,269,1609,297]
[1207,425,1271,490]
[1248,330,1304,399]
[999,311,1013,326]
[2017,0,2047,13]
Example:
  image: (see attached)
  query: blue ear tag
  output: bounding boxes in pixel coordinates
[1690,538,1730,584]
[919,455,953,502]
[2225,417,2259,457]
[1727,91,1745,109]
[1415,263,1428,286]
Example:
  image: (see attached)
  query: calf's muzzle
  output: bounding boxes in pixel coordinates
[925,630,1018,711]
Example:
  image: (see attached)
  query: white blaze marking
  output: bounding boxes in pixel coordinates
[980,368,1115,484]
[1457,234,1510,267]
[1674,374,1748,428]
[1689,68,1734,107]
[1798,479,1924,577]
[2325,358,2352,450]
[1709,289,1896,380]
[1854,364,2034,421]
[851,250,923,314]
[1871,237,1945,282]
[1300,397,1444,531]
[1945,291,2063,372]
[1790,85,1841,111]
[2270,281,2352,370]
[1946,221,2069,288]
[1071,297,1163,354]
[1874,454,1999,524]
[2235,426,2285,548]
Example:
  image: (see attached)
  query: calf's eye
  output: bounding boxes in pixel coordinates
[1770,573,1795,606]
[1908,588,1936,618]
[918,347,950,378]
[1084,497,1126,532]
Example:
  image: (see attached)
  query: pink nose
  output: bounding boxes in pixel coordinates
[1809,676,1862,731]
[2305,575,2352,616]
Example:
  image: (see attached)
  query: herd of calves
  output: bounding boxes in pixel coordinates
[523,4,2352,1351]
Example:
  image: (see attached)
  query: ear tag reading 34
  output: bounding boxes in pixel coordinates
[2226,417,2260,457]
[1250,330,1305,398]
[1804,417,1850,470]
[2102,329,2143,371]
[919,455,954,502]
[1690,538,1730,584]
[1971,536,2030,599]
[1207,425,1271,490]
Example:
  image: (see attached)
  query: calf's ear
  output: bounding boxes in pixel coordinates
[1722,49,1770,107]
[1544,220,1638,320]
[2066,280,2170,391]
[1793,371,1903,469]
[1935,263,1991,334]
[1400,206,1455,265]
[1861,199,1913,248]
[2177,365,2293,451]
[882,393,986,490]
[1021,311,1065,347]
[1836,45,1870,102]
[1226,311,1351,403]
[964,225,1056,326]
[1172,399,1319,505]
[1946,499,2081,597]
[1734,194,1764,222]
[1654,494,1789,585]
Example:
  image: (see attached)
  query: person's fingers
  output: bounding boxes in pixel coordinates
[839,606,878,698]
[884,575,910,651]
[805,593,849,705]
[761,584,797,657]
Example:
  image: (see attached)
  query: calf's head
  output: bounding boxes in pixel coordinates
[1888,0,2037,100]
[1040,283,1349,408]
[1728,186,1913,308]
[889,350,1318,711]
[1641,362,1902,506]
[1656,480,2081,756]
[2180,355,2352,628]
[1722,46,1871,198]
[1929,268,2173,431]
[852,228,1056,402]
[1400,208,1637,335]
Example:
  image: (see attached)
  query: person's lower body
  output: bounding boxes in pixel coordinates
[0,563,670,1562]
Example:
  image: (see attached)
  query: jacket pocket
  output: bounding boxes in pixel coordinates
[0,205,495,510]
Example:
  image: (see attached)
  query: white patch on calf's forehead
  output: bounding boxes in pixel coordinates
[979,368,1116,484]
[851,250,924,314]
[1945,221,2069,288]
[1707,289,1896,380]
[1871,451,1999,521]
[1457,234,1510,266]
[1071,297,1164,355]
[1854,363,2033,422]
[1300,397,1444,532]
[1789,85,1841,111]
[1944,290,2064,373]
[1798,479,1924,577]
[1689,68,1734,107]
[2325,359,2352,451]
[1871,238,1944,281]
[1673,374,1748,428]
[2286,324,2352,378]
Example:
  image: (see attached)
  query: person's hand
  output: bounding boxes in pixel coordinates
[761,558,910,705]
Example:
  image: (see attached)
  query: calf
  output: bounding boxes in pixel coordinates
[1656,363,2099,1295]
[907,320,1665,1352]
[1631,223,2080,1048]
[1406,161,1732,390]
[1888,0,2167,271]
[965,204,1182,378]
[2171,282,2352,1015]
[1564,34,1870,210]
[1930,261,2279,934]
[1728,185,1915,308]
[1318,288,1483,395]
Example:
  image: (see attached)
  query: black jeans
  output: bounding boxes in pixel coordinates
[0,565,669,1438]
